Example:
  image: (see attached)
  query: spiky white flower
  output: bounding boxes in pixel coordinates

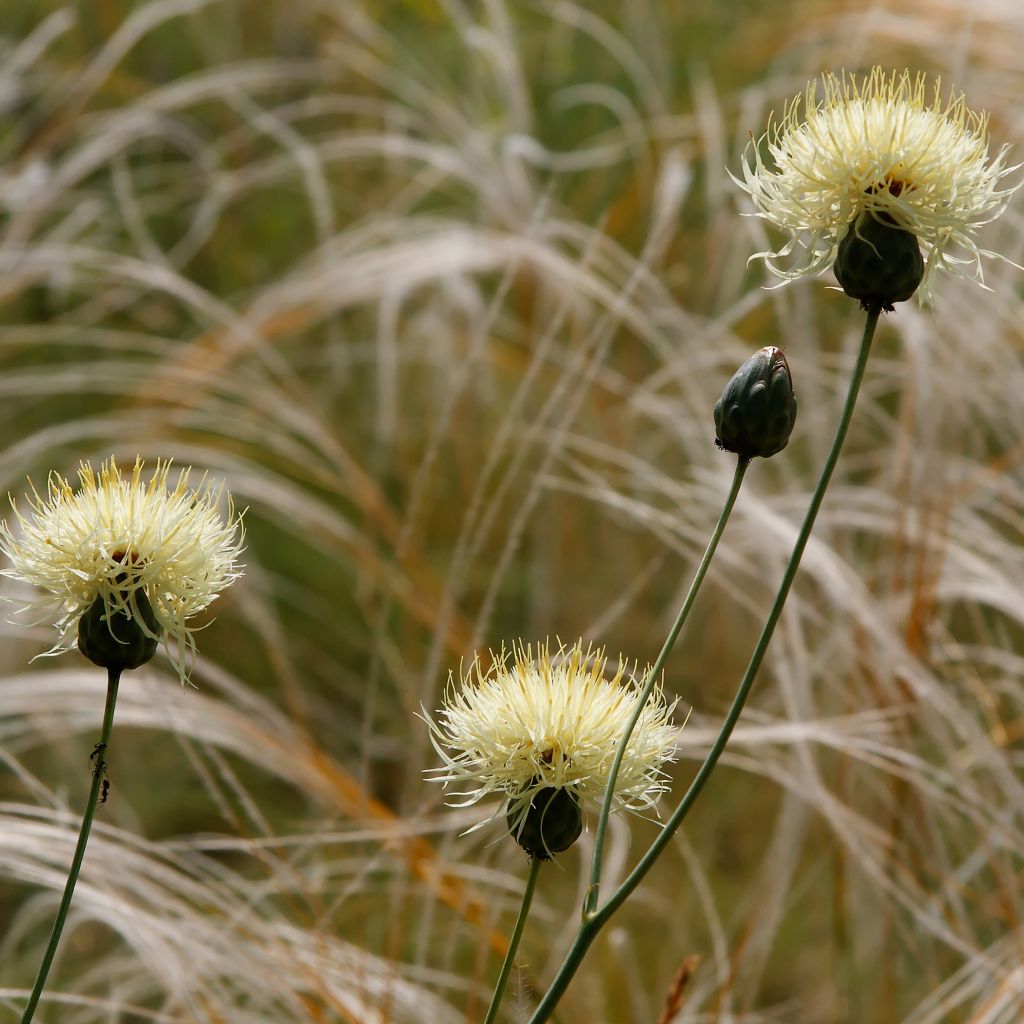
[0,457,244,677]
[424,640,679,842]
[734,67,1020,303]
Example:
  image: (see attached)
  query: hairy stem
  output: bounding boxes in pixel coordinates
[20,666,121,1024]
[483,856,543,1024]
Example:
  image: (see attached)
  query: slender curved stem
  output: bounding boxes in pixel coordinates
[21,667,121,1024]
[528,306,882,1024]
[483,856,543,1024]
[585,455,750,915]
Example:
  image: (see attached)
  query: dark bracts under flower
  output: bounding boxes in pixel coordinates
[833,212,926,310]
[508,784,584,860]
[78,589,161,672]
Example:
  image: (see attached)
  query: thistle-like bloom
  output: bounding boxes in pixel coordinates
[425,640,679,855]
[734,67,1019,303]
[0,457,244,676]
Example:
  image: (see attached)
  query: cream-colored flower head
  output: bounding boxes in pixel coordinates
[0,456,244,678]
[424,640,679,842]
[734,67,1020,303]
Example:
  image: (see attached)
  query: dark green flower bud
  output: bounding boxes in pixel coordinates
[78,588,161,672]
[508,785,583,860]
[714,346,797,460]
[834,211,924,310]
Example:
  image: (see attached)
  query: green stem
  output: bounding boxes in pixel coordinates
[528,305,882,1024]
[483,856,543,1024]
[585,455,750,915]
[20,666,121,1024]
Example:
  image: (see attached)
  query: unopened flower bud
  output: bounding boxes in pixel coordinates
[714,346,797,460]
[508,784,583,860]
[78,588,161,672]
[833,211,925,310]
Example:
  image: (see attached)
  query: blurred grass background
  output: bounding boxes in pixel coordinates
[1,1,1024,1021]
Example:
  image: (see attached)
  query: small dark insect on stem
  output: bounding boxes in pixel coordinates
[90,743,111,803]
[20,667,121,1024]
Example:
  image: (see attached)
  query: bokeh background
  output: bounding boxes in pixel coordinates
[1,1,1024,1021]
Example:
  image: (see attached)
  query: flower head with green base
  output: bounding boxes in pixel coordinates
[0,456,244,680]
[734,67,1020,306]
[425,640,679,859]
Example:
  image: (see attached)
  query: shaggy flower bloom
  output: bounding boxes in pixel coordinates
[0,457,244,676]
[424,640,679,846]
[734,67,1020,302]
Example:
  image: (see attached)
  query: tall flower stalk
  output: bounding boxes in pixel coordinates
[529,308,880,1023]
[4,457,243,1023]
[523,66,1019,1022]
[420,66,1019,1024]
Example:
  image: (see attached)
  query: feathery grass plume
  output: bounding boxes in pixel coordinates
[734,67,1020,303]
[0,457,244,679]
[424,640,679,857]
